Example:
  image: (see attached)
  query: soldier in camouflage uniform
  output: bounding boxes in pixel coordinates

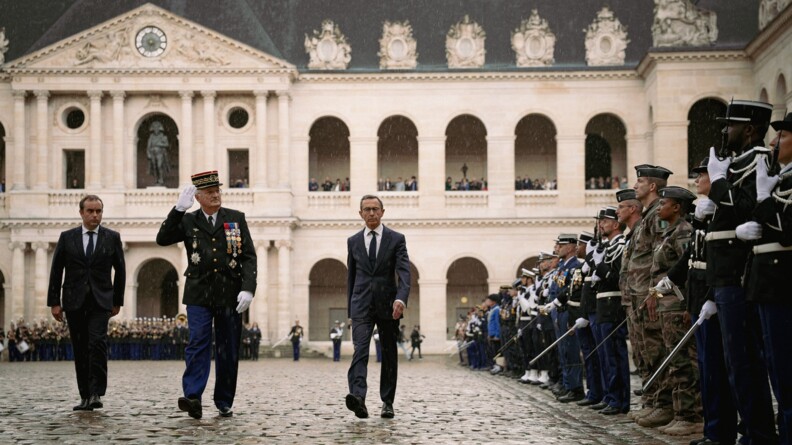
[616,188,644,394]
[641,186,701,435]
[624,164,672,423]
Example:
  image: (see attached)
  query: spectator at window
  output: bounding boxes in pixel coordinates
[611,176,620,189]
[377,178,385,191]
[322,177,333,191]
[405,176,418,191]
[394,176,405,191]
[523,177,533,190]
[309,177,319,191]
[343,177,350,191]
[445,177,453,191]
[69,178,82,189]
[515,176,523,190]
[333,178,342,191]
[384,177,393,191]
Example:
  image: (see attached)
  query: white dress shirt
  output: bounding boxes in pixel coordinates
[81,225,99,254]
[362,224,405,309]
[202,210,219,227]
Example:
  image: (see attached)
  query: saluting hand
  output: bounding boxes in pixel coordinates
[175,185,197,211]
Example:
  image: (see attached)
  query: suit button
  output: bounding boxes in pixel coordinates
[728,240,733,245]
[214,269,218,272]
[188,273,191,276]
[213,258,217,262]
[774,259,779,264]
[212,238,216,242]
[213,248,216,252]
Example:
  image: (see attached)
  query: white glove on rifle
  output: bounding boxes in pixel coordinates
[756,158,779,202]
[235,291,253,313]
[175,185,197,212]
[517,328,523,338]
[592,248,606,265]
[707,147,731,183]
[586,240,597,255]
[581,262,591,275]
[697,300,718,325]
[694,198,716,219]
[542,288,549,297]
[735,221,762,241]
[654,276,674,295]
[590,272,601,284]
[542,302,555,313]
[574,318,589,329]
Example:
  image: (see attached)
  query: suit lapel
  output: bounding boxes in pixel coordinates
[72,227,86,260]
[373,226,391,272]
[357,230,372,272]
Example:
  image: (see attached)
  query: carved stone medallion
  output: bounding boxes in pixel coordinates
[304,20,351,70]
[378,21,418,70]
[652,0,718,47]
[584,7,630,67]
[511,9,556,67]
[446,15,485,69]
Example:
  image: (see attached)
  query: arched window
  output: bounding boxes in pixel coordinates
[377,116,419,192]
[308,259,348,341]
[585,113,627,190]
[515,114,557,190]
[308,117,351,192]
[137,259,179,318]
[446,115,487,191]
[687,98,727,176]
[446,257,489,339]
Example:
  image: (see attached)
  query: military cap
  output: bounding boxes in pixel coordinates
[771,112,792,132]
[191,170,223,189]
[691,157,709,174]
[511,279,522,288]
[578,231,594,243]
[486,293,502,304]
[521,268,536,278]
[658,186,697,204]
[538,251,558,261]
[599,206,618,220]
[635,164,673,179]
[531,267,540,275]
[555,233,578,245]
[616,188,637,202]
[716,99,773,125]
[500,284,512,291]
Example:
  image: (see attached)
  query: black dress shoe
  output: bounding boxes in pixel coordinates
[600,405,623,415]
[73,398,92,411]
[689,439,721,445]
[345,394,368,419]
[219,407,233,417]
[633,388,644,396]
[381,402,394,419]
[589,401,609,410]
[178,397,202,419]
[88,394,103,409]
[576,398,600,407]
[557,390,585,403]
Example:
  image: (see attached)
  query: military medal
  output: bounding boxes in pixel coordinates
[192,228,199,249]
[224,222,241,268]
[190,252,201,265]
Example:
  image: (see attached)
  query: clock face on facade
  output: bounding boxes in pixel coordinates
[135,26,167,57]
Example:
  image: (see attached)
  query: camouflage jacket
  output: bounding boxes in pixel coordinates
[651,217,692,312]
[624,198,662,298]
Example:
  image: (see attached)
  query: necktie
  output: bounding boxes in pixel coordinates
[86,231,94,257]
[369,231,377,265]
[208,215,214,227]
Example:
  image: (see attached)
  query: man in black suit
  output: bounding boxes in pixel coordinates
[48,195,126,411]
[345,194,411,419]
[156,170,257,419]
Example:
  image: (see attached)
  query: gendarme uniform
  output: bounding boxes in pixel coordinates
[573,230,605,407]
[516,269,538,384]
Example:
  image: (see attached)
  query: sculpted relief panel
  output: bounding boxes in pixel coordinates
[0,27,10,64]
[511,9,556,67]
[652,0,718,47]
[759,0,791,29]
[378,21,418,70]
[584,7,629,67]
[305,20,351,70]
[446,15,485,69]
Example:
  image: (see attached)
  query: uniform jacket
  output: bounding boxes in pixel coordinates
[625,199,662,298]
[651,217,692,312]
[667,213,711,315]
[594,234,627,323]
[156,207,257,307]
[47,225,126,311]
[487,306,501,339]
[347,225,410,319]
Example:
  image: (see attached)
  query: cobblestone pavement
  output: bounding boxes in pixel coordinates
[0,357,699,444]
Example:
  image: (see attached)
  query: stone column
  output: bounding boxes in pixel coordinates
[9,242,26,322]
[34,90,50,189]
[418,278,448,353]
[555,134,586,208]
[277,91,291,188]
[652,121,688,187]
[417,136,445,212]
[123,284,138,319]
[253,90,269,188]
[253,240,269,343]
[87,90,103,189]
[110,91,126,189]
[179,91,194,186]
[33,242,50,320]
[11,90,27,190]
[349,136,377,196]
[487,135,516,211]
[201,90,216,170]
[275,239,292,337]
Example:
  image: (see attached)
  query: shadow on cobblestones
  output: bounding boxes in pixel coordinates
[1,358,697,444]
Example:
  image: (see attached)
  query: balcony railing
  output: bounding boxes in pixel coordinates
[445,191,488,207]
[307,192,351,209]
[515,191,558,207]
[378,191,419,208]
[584,189,618,208]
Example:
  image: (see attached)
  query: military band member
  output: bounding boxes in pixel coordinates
[737,112,792,445]
[705,100,778,444]
[157,170,257,419]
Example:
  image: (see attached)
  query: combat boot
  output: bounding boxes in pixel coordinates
[657,419,678,433]
[628,406,654,420]
[636,407,674,428]
[663,420,703,436]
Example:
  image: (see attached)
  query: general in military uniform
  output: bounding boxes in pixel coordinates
[156,170,257,419]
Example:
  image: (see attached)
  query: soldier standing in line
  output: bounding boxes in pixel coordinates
[289,320,304,361]
[537,252,561,390]
[516,269,537,383]
[737,112,792,445]
[624,164,672,426]
[498,284,518,377]
[330,320,344,362]
[705,100,779,444]
[250,322,261,361]
[617,190,645,385]
[645,186,701,435]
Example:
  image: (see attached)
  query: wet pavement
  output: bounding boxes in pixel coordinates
[0,357,699,444]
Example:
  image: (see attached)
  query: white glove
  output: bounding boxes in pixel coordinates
[707,147,731,182]
[542,302,555,313]
[517,328,523,338]
[654,276,674,295]
[592,248,606,265]
[542,288,549,297]
[735,221,762,241]
[586,240,597,255]
[574,318,589,329]
[697,300,718,325]
[581,262,591,275]
[756,158,779,202]
[590,272,601,284]
[175,185,197,211]
[694,198,716,219]
[235,291,253,313]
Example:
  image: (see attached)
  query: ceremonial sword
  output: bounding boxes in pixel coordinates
[584,291,654,361]
[494,315,540,359]
[642,321,699,393]
[529,325,575,366]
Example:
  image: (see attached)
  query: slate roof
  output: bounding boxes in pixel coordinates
[0,0,761,71]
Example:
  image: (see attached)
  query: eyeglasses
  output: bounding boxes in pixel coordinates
[361,207,381,213]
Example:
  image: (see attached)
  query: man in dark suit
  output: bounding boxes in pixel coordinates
[47,194,126,411]
[156,170,257,419]
[345,194,410,419]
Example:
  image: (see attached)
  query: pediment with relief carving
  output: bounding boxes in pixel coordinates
[5,3,294,73]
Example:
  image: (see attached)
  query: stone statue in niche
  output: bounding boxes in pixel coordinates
[759,0,791,30]
[584,7,629,67]
[305,20,351,70]
[0,27,9,65]
[511,9,556,67]
[378,21,418,70]
[652,0,718,47]
[446,15,486,69]
[147,121,171,186]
